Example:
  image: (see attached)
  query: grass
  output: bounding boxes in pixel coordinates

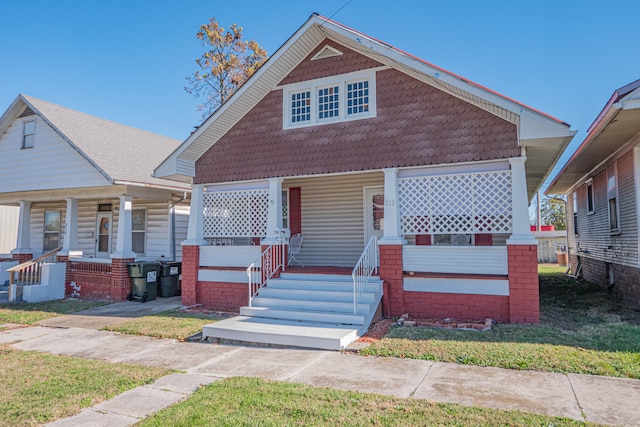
[138,377,594,427]
[102,308,226,340]
[0,299,104,330]
[0,345,170,427]
[361,266,640,378]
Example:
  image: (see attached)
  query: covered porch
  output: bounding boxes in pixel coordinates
[1,184,189,302]
[183,157,538,324]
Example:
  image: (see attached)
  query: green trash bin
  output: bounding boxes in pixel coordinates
[158,261,181,297]
[127,261,161,302]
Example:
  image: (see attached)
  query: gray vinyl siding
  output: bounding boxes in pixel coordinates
[285,171,384,267]
[0,205,19,254]
[573,150,638,267]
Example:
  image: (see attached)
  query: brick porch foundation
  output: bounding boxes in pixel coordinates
[379,244,539,324]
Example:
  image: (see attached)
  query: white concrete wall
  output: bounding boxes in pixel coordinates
[22,263,66,302]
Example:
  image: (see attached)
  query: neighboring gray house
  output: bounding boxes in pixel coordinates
[547,79,640,308]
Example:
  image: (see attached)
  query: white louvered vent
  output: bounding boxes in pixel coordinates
[398,170,513,235]
[311,45,343,61]
[19,107,35,117]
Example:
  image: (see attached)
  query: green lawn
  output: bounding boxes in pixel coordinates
[361,267,640,378]
[102,308,225,340]
[138,377,594,427]
[0,346,170,427]
[0,299,104,330]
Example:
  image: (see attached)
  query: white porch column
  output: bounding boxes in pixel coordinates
[507,157,537,245]
[111,195,136,259]
[380,168,406,245]
[263,178,283,245]
[184,184,207,246]
[12,200,32,254]
[59,198,79,256]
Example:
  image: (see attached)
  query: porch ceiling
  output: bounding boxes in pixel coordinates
[0,185,185,204]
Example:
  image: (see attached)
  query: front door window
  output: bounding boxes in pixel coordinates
[96,213,112,258]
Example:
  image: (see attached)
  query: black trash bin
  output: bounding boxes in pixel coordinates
[158,261,182,297]
[127,261,161,302]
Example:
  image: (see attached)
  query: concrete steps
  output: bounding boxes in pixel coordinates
[202,272,383,350]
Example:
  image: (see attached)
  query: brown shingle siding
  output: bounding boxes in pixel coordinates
[195,67,519,184]
[279,39,383,86]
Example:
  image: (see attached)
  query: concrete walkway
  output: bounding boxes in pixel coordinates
[1,302,639,426]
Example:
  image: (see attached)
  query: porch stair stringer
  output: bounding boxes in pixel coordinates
[201,272,383,350]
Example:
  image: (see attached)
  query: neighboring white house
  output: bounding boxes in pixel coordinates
[0,94,190,301]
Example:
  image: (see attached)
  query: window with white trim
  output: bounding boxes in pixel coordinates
[44,211,61,251]
[283,70,376,129]
[572,192,579,235]
[132,208,146,255]
[607,164,620,233]
[586,181,594,214]
[290,90,311,123]
[22,119,35,149]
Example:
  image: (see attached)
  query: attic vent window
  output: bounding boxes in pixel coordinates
[311,45,343,61]
[22,119,35,149]
[19,107,35,118]
[282,69,376,129]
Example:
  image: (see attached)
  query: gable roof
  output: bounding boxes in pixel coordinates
[0,94,188,190]
[546,79,640,194]
[156,14,574,197]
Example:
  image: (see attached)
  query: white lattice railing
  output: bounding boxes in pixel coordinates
[398,170,512,235]
[203,188,268,239]
[247,237,286,307]
[352,236,378,315]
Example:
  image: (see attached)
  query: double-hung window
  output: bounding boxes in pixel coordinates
[44,211,61,251]
[283,70,376,129]
[132,208,146,254]
[22,119,35,149]
[607,163,620,233]
[572,192,579,235]
[586,181,594,214]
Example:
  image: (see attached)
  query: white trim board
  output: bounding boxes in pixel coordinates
[403,277,509,296]
[198,269,258,284]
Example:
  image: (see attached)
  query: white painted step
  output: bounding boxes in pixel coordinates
[257,288,377,303]
[279,273,355,282]
[240,306,366,325]
[251,297,372,314]
[202,316,358,350]
[267,278,382,293]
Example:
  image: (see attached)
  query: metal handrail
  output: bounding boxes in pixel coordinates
[7,247,63,302]
[352,236,378,315]
[247,237,285,307]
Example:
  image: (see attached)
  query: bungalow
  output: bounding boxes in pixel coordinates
[0,95,190,301]
[156,14,575,349]
[547,79,640,308]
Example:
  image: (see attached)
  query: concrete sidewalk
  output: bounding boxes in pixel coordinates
[1,325,639,426]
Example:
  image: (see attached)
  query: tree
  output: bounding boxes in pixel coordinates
[185,18,268,118]
[540,196,567,230]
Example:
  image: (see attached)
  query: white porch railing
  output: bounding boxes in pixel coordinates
[247,237,286,308]
[352,236,378,314]
[7,247,62,302]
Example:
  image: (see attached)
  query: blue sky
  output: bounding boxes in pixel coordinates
[2,1,639,190]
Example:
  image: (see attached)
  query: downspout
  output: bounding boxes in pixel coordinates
[170,191,188,261]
